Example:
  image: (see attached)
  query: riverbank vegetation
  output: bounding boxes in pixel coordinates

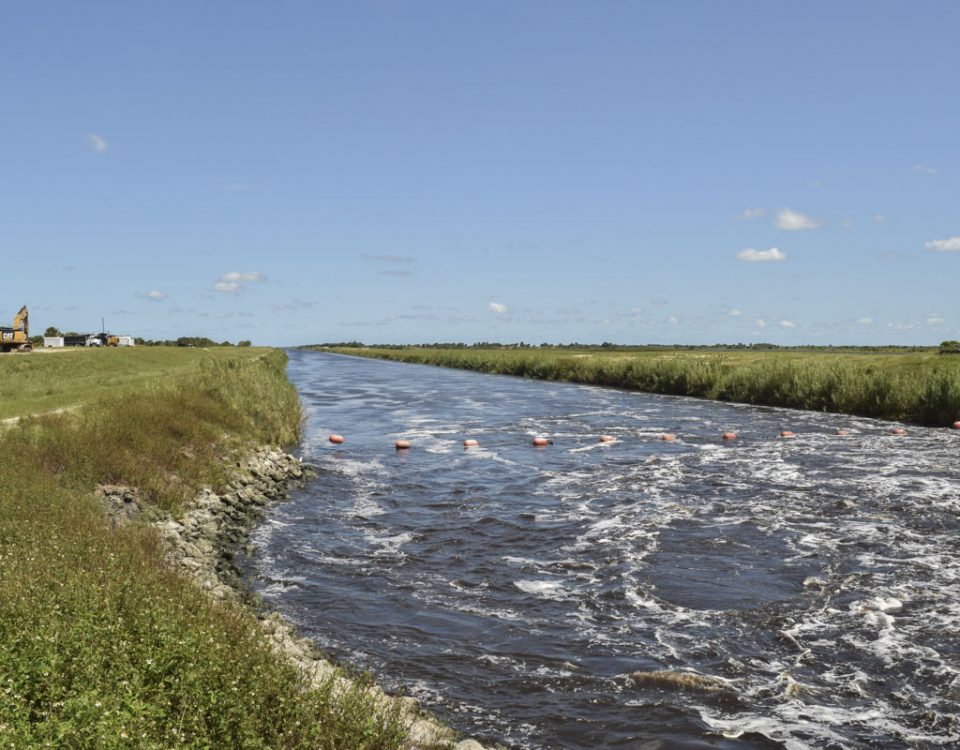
[0,348,406,748]
[313,345,960,426]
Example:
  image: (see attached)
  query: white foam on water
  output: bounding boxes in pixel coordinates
[514,579,568,599]
[364,531,413,557]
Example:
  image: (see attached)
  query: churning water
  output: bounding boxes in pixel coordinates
[240,350,960,749]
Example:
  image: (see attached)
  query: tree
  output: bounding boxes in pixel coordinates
[237,340,252,347]
[44,326,61,337]
[939,340,960,354]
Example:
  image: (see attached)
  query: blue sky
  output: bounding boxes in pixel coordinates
[3,1,958,345]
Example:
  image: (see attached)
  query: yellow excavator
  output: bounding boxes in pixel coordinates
[1,305,32,353]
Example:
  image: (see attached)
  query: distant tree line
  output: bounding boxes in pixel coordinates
[310,341,937,353]
[40,328,251,347]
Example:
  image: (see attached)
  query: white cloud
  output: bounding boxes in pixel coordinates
[925,236,960,252]
[146,290,167,301]
[775,208,821,231]
[840,218,854,229]
[755,319,766,328]
[912,164,937,175]
[667,315,678,324]
[737,247,786,262]
[213,271,267,294]
[361,254,414,263]
[780,320,796,328]
[740,208,765,220]
[88,133,108,152]
[927,314,944,326]
[858,317,874,325]
[488,302,508,315]
[872,214,887,224]
[727,308,742,317]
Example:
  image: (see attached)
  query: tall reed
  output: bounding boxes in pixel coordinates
[324,347,960,426]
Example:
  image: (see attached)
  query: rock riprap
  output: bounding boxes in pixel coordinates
[130,447,491,750]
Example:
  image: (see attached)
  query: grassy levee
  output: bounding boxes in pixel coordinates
[0,347,283,421]
[0,348,406,749]
[318,347,960,426]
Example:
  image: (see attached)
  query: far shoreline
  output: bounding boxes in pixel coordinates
[302,345,960,428]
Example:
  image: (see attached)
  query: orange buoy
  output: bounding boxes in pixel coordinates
[329,434,344,444]
[661,433,676,442]
[463,439,479,448]
[952,421,960,430]
[395,439,411,450]
[722,432,737,441]
[890,428,907,436]
[780,431,796,438]
[599,435,616,443]
[532,437,550,447]
[835,428,850,436]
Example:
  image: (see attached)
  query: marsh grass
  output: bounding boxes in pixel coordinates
[324,347,960,426]
[0,349,408,749]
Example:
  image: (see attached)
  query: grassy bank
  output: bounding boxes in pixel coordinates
[316,346,960,426]
[0,348,406,749]
[0,346,276,421]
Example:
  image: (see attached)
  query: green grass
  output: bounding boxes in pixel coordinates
[0,348,408,749]
[317,346,960,426]
[0,346,274,421]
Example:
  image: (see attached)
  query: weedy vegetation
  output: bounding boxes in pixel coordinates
[0,348,408,749]
[316,346,960,426]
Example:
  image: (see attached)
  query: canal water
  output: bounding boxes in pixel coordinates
[240,350,960,749]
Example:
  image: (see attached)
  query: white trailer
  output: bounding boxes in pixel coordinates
[43,336,64,348]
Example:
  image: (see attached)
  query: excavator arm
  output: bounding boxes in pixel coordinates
[13,305,27,336]
[1,305,31,352]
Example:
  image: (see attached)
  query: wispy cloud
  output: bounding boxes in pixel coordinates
[872,214,887,224]
[780,320,796,328]
[858,317,874,325]
[912,163,937,175]
[775,208,821,231]
[737,247,786,262]
[727,308,742,317]
[927,314,944,326]
[271,299,317,312]
[213,271,267,294]
[88,133,108,152]
[740,208,766,220]
[361,254,414,263]
[379,269,411,277]
[141,290,168,302]
[488,302,508,316]
[925,236,960,252]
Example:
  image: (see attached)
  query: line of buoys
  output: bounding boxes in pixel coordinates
[325,423,947,450]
